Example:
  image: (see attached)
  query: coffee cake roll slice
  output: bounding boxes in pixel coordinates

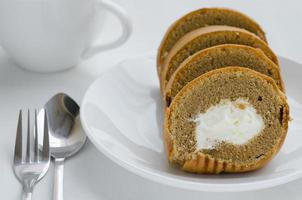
[157,8,267,76]
[160,26,279,92]
[165,44,284,106]
[164,67,289,173]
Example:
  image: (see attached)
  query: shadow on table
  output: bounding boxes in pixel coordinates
[65,141,302,200]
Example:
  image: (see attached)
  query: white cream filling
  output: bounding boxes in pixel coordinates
[194,98,264,150]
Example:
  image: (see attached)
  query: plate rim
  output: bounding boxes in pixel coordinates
[80,54,302,192]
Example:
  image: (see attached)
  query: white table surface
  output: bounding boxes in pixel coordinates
[1,0,301,199]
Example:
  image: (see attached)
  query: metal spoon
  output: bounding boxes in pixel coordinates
[38,93,87,200]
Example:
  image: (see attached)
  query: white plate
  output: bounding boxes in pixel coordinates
[80,53,302,192]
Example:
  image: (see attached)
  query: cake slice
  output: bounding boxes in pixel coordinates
[160,26,279,92]
[165,44,284,106]
[157,7,267,76]
[164,67,289,173]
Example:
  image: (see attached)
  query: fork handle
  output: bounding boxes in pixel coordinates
[22,192,32,200]
[53,158,65,200]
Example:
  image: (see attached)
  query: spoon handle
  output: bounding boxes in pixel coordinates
[22,192,32,200]
[53,158,65,200]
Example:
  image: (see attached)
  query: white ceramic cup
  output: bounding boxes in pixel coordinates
[0,0,132,72]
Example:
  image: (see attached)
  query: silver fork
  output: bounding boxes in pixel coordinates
[13,109,50,200]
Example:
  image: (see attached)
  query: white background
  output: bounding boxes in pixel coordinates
[0,0,301,199]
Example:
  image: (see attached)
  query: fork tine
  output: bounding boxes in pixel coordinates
[34,109,39,162]
[26,109,31,163]
[42,110,50,160]
[14,110,23,164]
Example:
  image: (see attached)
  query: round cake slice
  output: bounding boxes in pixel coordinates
[157,7,267,75]
[160,26,279,92]
[165,44,284,106]
[164,67,289,173]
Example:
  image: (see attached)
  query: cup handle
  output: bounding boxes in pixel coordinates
[82,0,132,59]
